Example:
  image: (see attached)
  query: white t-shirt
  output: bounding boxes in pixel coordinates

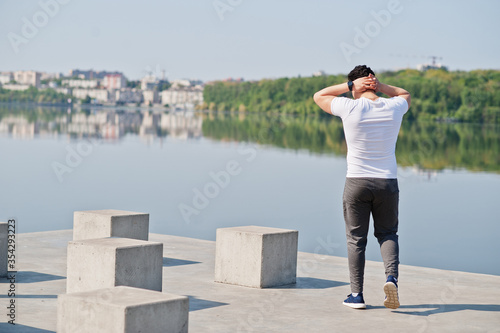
[330,96,409,178]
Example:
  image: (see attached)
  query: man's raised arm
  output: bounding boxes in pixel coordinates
[313,83,350,114]
[313,76,376,114]
[373,75,411,107]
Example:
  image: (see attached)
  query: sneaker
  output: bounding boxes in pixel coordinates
[383,275,400,309]
[343,293,366,309]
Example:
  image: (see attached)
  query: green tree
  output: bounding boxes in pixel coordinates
[203,70,500,123]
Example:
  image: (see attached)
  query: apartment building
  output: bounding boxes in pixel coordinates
[103,74,127,90]
[14,70,41,87]
[160,87,203,106]
[62,79,100,89]
[0,73,13,85]
[72,88,110,103]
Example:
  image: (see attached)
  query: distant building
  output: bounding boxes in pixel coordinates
[169,79,204,89]
[143,90,159,105]
[55,87,72,95]
[141,75,159,91]
[115,88,143,104]
[313,70,327,77]
[221,77,244,83]
[62,79,100,89]
[68,69,94,79]
[72,88,110,103]
[417,56,448,72]
[103,74,127,90]
[417,63,448,71]
[68,69,123,80]
[160,87,203,107]
[2,84,31,91]
[170,79,192,88]
[14,71,41,87]
[0,73,13,85]
[40,72,63,81]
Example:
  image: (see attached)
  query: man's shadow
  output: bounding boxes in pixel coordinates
[381,303,500,316]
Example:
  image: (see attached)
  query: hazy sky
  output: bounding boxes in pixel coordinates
[1,0,499,81]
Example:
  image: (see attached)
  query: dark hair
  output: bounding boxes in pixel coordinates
[348,65,375,82]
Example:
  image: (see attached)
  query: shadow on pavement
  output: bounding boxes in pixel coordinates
[0,271,65,284]
[394,303,500,316]
[163,257,201,267]
[187,295,229,312]
[275,277,349,289]
[0,323,55,332]
[0,294,57,299]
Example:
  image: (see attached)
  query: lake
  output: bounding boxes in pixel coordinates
[1,104,499,276]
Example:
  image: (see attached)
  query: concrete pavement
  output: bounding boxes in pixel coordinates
[0,230,499,332]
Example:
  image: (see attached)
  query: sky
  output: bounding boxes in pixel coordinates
[0,0,499,82]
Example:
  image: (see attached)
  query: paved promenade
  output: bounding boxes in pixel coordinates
[1,230,499,332]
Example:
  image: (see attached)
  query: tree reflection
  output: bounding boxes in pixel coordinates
[1,105,498,173]
[202,111,500,173]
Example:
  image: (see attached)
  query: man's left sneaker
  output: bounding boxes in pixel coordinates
[343,293,366,309]
[383,275,400,309]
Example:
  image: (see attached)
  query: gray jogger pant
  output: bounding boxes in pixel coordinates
[343,177,400,293]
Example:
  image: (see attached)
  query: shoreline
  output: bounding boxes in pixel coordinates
[1,102,499,126]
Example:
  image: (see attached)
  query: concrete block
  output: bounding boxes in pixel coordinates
[73,209,149,241]
[57,286,189,333]
[0,222,7,277]
[215,225,298,288]
[67,237,163,293]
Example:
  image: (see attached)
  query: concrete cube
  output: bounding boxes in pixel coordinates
[0,222,7,277]
[73,209,149,241]
[57,286,189,333]
[67,237,163,293]
[215,225,298,288]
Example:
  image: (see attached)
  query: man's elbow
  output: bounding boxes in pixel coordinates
[402,93,411,108]
[313,92,322,105]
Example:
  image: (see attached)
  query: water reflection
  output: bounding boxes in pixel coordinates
[1,105,499,275]
[1,105,498,173]
[0,105,202,142]
[200,112,500,173]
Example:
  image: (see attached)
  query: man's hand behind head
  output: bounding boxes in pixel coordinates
[353,75,377,93]
[368,74,379,92]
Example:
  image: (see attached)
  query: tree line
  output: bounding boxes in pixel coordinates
[0,87,70,104]
[202,69,500,123]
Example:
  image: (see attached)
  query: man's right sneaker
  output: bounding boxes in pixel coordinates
[383,275,400,309]
[343,293,366,309]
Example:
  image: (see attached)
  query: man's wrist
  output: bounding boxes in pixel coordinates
[377,82,387,94]
[347,81,353,92]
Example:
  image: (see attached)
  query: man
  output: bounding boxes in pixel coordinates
[313,65,410,310]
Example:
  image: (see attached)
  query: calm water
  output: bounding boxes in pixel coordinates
[1,105,499,276]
